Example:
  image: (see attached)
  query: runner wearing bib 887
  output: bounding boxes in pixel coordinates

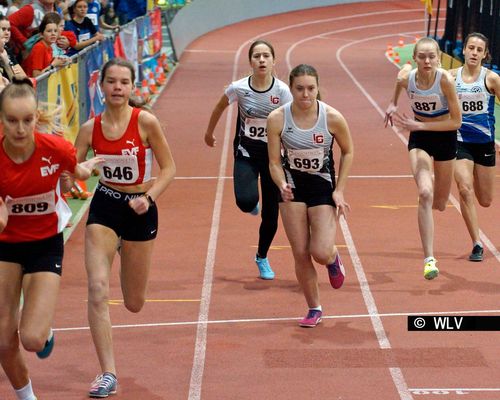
[268,64,354,328]
[449,32,500,263]
[385,37,462,280]
[204,39,292,280]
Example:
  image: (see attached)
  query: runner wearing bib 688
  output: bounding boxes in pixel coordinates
[385,37,462,280]
[204,39,292,280]
[74,58,176,398]
[449,32,500,263]
[267,64,354,328]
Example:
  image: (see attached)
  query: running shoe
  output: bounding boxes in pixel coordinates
[36,329,54,359]
[255,256,275,280]
[423,258,439,280]
[469,244,483,262]
[326,253,345,289]
[299,309,323,328]
[89,373,117,398]
[250,202,260,216]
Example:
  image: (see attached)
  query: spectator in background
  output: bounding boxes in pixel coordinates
[99,5,118,31]
[64,0,103,56]
[22,12,68,77]
[7,0,23,17]
[0,1,7,17]
[0,15,26,81]
[113,0,146,25]
[8,0,57,61]
[86,0,100,31]
[52,16,76,58]
[56,0,71,20]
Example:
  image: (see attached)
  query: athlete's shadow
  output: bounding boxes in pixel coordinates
[424,269,500,296]
[216,275,302,294]
[290,320,375,346]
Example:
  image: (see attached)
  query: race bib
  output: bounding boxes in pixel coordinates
[78,32,91,42]
[6,190,55,216]
[244,118,267,142]
[99,155,139,184]
[410,93,443,114]
[288,148,324,172]
[458,92,487,115]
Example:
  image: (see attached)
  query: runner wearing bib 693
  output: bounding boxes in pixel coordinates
[268,64,354,328]
[450,32,500,262]
[204,39,292,280]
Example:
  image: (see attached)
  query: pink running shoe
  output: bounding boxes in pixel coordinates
[326,253,345,289]
[299,309,322,328]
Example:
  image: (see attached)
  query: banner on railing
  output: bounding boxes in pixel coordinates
[47,63,80,143]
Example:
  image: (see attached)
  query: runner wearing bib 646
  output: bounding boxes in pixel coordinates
[449,32,500,262]
[0,78,103,400]
[268,64,354,328]
[385,37,462,280]
[204,39,292,280]
[74,58,176,398]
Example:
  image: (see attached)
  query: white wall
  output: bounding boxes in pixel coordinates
[169,0,379,56]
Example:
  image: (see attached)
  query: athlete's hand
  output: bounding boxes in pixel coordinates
[333,190,350,220]
[129,195,150,215]
[204,132,216,147]
[384,103,397,127]
[280,183,294,202]
[392,112,423,132]
[0,197,8,233]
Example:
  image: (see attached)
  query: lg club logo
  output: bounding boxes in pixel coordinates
[313,133,324,144]
[270,95,280,105]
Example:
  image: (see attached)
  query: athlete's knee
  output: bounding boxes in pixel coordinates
[458,183,474,202]
[418,186,433,205]
[235,196,257,213]
[87,279,110,307]
[478,197,492,208]
[124,296,145,313]
[310,249,331,266]
[19,330,47,353]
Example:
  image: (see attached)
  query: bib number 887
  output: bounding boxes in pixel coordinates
[414,102,436,111]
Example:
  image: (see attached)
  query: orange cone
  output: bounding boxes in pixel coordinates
[148,72,158,94]
[141,79,150,101]
[398,38,404,47]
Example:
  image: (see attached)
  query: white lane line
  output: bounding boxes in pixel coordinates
[53,308,500,332]
[188,8,429,400]
[174,175,414,180]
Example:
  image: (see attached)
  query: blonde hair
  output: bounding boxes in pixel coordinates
[413,37,440,57]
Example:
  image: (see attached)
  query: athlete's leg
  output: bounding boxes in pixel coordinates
[85,224,119,375]
[19,272,60,352]
[257,160,279,258]
[119,240,155,313]
[409,149,435,258]
[432,159,455,211]
[308,205,337,265]
[0,262,29,390]
[233,157,259,213]
[473,164,495,207]
[455,158,480,243]
[279,202,319,308]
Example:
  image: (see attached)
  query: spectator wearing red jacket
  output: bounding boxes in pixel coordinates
[7,0,57,60]
[22,12,67,77]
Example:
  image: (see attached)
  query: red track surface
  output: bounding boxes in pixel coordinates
[3,1,500,399]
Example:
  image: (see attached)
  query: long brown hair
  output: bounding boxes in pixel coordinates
[289,64,321,101]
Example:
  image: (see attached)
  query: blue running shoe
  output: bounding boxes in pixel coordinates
[250,202,260,216]
[36,329,54,359]
[89,372,117,398]
[255,256,275,280]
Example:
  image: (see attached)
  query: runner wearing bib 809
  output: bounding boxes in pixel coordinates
[204,39,292,280]
[0,78,103,400]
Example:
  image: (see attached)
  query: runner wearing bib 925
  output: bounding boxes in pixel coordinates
[0,78,103,400]
[449,32,500,263]
[268,64,354,328]
[74,58,176,399]
[204,39,292,280]
[385,37,462,280]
